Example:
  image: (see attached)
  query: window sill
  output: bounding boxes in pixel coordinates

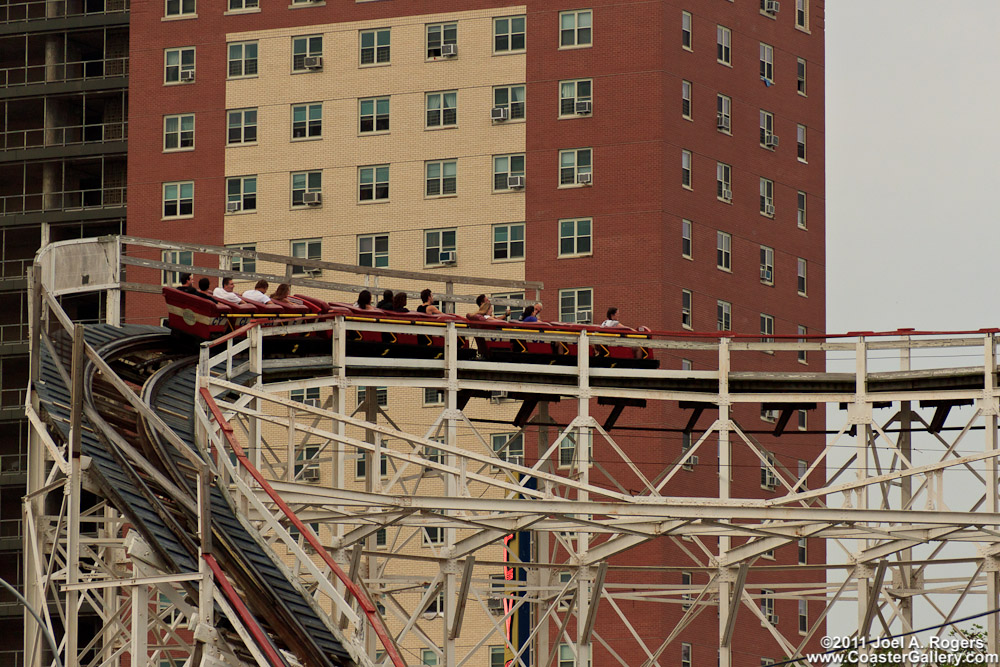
[358,199,390,205]
[425,55,458,63]
[492,257,524,264]
[493,117,526,124]
[557,43,592,51]
[225,209,256,216]
[289,1,325,7]
[717,267,732,273]
[798,90,808,98]
[163,147,195,153]
[798,292,808,298]
[717,60,732,68]
[717,197,733,205]
[682,254,693,261]
[424,194,458,200]
[761,281,774,287]
[227,142,258,148]
[358,130,390,137]
[291,136,323,142]
[681,323,692,330]
[290,205,322,210]
[798,158,808,164]
[681,46,693,53]
[164,80,195,86]
[798,359,809,366]
[797,224,807,231]
[682,115,693,122]
[761,212,774,219]
[162,13,197,21]
[425,124,458,131]
[718,129,732,136]
[359,61,391,69]
[162,215,194,221]
[493,49,526,57]
[558,252,593,259]
[225,7,261,15]
[492,188,524,194]
[795,25,811,34]
[760,143,777,151]
[759,10,778,19]
[558,183,591,189]
[292,68,323,74]
[558,113,592,120]
[227,74,259,81]
[682,184,693,191]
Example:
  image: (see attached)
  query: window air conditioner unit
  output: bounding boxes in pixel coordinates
[576,310,591,323]
[487,598,504,614]
[304,398,320,407]
[576,172,592,185]
[440,43,458,57]
[764,203,775,216]
[226,201,242,213]
[305,267,322,277]
[722,189,733,202]
[302,192,322,205]
[439,250,457,264]
[574,100,592,115]
[179,69,195,81]
[763,614,779,626]
[302,467,320,482]
[491,106,509,121]
[765,0,780,13]
[302,56,323,69]
[489,390,508,404]
[507,455,524,466]
[507,175,525,189]
[682,455,699,470]
[760,267,773,282]
[716,114,730,130]
[766,135,779,148]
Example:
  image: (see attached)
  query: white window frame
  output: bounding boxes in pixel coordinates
[558,218,592,258]
[681,11,692,51]
[681,149,692,188]
[559,288,593,325]
[494,15,526,53]
[426,160,457,198]
[760,109,775,148]
[491,432,524,465]
[760,313,774,344]
[796,0,809,31]
[797,191,807,228]
[493,223,525,261]
[494,84,526,120]
[681,289,692,329]
[359,28,390,66]
[716,25,731,65]
[681,80,692,119]
[760,245,774,285]
[227,41,258,79]
[291,35,322,72]
[761,452,778,488]
[161,249,192,285]
[423,525,444,546]
[798,536,808,564]
[359,96,390,134]
[797,124,807,162]
[797,258,808,295]
[760,42,774,83]
[423,388,444,406]
[426,22,457,59]
[681,219,692,258]
[716,162,732,202]
[559,79,592,117]
[797,58,807,95]
[163,113,194,152]
[799,599,808,633]
[717,300,731,331]
[798,325,808,363]
[290,238,321,275]
[716,231,731,271]
[164,47,195,84]
[426,91,457,128]
[226,175,256,213]
[681,571,692,610]
[493,154,525,192]
[227,108,257,145]
[162,181,194,219]
[559,9,592,49]
[227,243,255,273]
[358,234,389,268]
[359,165,390,202]
[227,0,258,11]
[292,103,322,140]
[424,228,457,266]
[357,386,388,407]
[716,94,731,133]
[290,171,321,208]
[559,148,592,186]
[760,177,774,216]
[681,643,692,667]
[165,0,195,18]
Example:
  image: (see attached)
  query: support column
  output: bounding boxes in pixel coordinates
[442,322,459,665]
[898,340,914,650]
[65,324,86,667]
[717,338,732,667]
[130,585,149,666]
[24,267,44,667]
[534,402,554,664]
[984,336,999,655]
[855,339,872,648]
[575,331,591,667]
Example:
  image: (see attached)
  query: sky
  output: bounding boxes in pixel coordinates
[826,0,1000,335]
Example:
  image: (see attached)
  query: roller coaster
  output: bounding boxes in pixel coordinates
[22,236,1000,667]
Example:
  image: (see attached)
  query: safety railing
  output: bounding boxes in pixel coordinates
[0,186,125,216]
[1,120,127,151]
[0,0,128,24]
[0,56,128,88]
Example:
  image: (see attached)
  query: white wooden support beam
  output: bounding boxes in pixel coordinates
[721,562,749,647]
[449,557,475,640]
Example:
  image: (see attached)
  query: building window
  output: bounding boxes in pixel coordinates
[760,109,775,147]
[291,387,320,406]
[760,245,774,285]
[717,25,731,65]
[681,11,692,50]
[761,451,778,486]
[291,239,321,275]
[493,223,525,261]
[422,649,439,665]
[760,43,774,83]
[798,599,808,633]
[495,15,526,53]
[291,171,321,207]
[559,79,592,117]
[559,288,593,324]
[490,646,506,667]
[227,108,257,145]
[681,571,692,610]
[294,443,319,479]
[681,289,692,329]
[559,218,592,257]
[681,643,692,667]
[292,103,322,139]
[292,35,322,71]
[425,229,457,266]
[359,97,390,133]
[716,162,731,201]
[797,258,807,295]
[164,47,195,83]
[797,58,807,95]
[681,80,692,119]
[423,388,444,406]
[228,41,258,78]
[717,300,731,331]
[760,593,777,625]
[559,148,592,185]
[798,325,808,363]
[161,249,192,285]
[360,28,390,65]
[427,22,457,58]
[358,234,389,268]
[797,191,807,228]
[760,313,774,343]
[228,0,257,10]
[375,528,387,548]
[760,177,774,216]
[423,526,444,546]
[360,165,390,201]
[227,243,255,273]
[426,91,457,128]
[226,176,256,212]
[491,433,524,465]
[716,94,731,133]
[558,644,578,667]
[493,154,525,191]
[681,219,692,258]
[357,386,388,407]
[426,160,457,197]
[717,231,731,270]
[163,114,194,151]
[798,536,807,564]
[797,124,807,161]
[796,0,809,29]
[681,150,692,188]
[165,0,195,17]
[560,10,592,48]
[494,85,526,120]
[163,181,193,219]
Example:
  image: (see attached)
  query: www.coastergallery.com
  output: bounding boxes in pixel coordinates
[808,650,1000,664]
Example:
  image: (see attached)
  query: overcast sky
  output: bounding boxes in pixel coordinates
[826,0,1000,335]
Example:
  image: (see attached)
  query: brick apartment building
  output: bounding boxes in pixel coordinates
[126,1,825,665]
